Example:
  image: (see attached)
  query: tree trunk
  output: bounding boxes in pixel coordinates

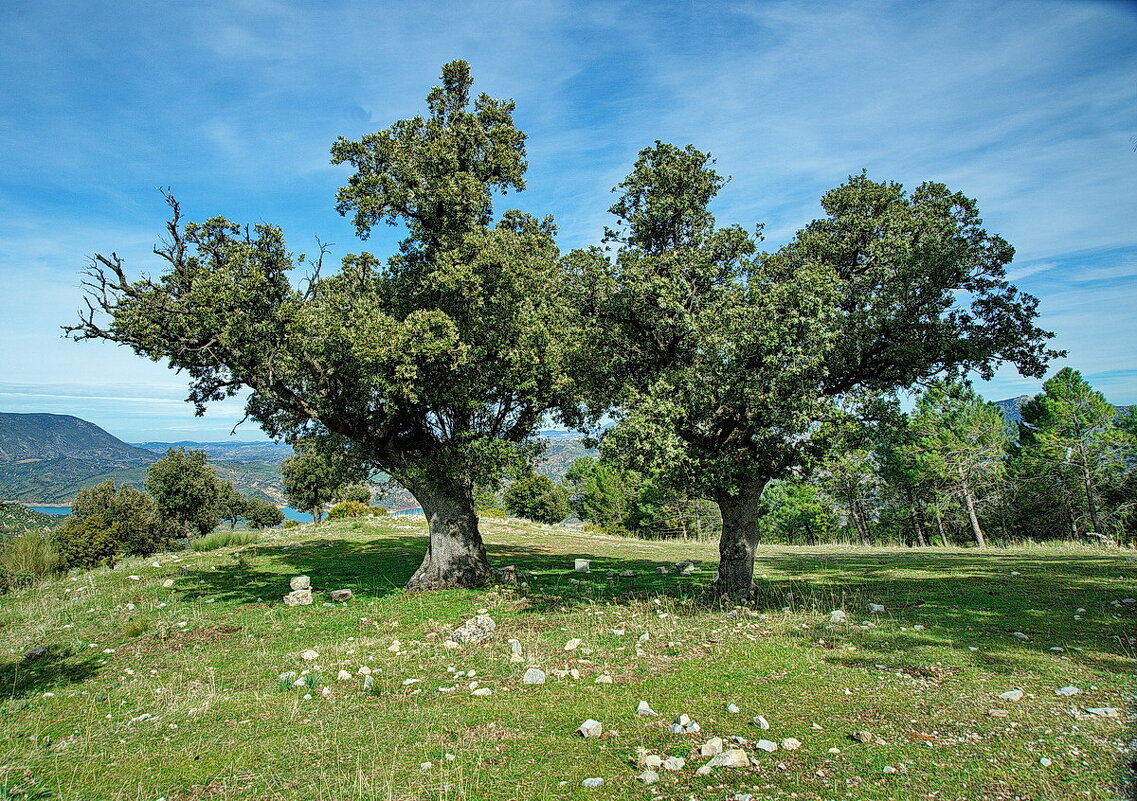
[960,480,986,548]
[850,500,872,546]
[405,474,495,590]
[903,485,928,547]
[934,504,949,547]
[711,478,767,600]
[311,505,323,524]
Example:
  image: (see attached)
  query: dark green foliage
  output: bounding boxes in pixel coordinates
[145,449,221,540]
[333,483,372,506]
[215,481,247,529]
[55,515,118,570]
[281,437,367,524]
[503,473,570,524]
[759,480,837,544]
[243,497,284,529]
[71,480,167,556]
[326,501,371,520]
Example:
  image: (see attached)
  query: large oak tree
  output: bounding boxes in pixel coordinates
[68,61,578,589]
[571,144,1058,598]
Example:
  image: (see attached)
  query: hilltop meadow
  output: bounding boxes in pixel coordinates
[1,515,1133,801]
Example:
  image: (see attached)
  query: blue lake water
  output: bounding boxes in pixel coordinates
[25,505,315,523]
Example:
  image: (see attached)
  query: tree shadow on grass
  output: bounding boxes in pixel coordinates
[0,645,102,701]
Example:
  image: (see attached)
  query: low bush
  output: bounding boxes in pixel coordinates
[368,506,388,516]
[0,530,59,590]
[244,498,285,529]
[282,519,300,529]
[334,483,373,505]
[193,530,260,552]
[327,501,370,520]
[55,515,118,571]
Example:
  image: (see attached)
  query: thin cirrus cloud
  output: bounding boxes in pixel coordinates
[1,0,1134,445]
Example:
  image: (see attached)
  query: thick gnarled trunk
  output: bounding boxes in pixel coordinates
[404,475,495,590]
[711,478,767,600]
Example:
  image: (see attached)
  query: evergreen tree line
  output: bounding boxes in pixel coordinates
[560,369,1135,547]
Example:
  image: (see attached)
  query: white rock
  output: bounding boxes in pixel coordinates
[594,674,613,684]
[564,638,582,651]
[284,589,313,606]
[727,703,740,714]
[883,765,898,774]
[752,715,770,729]
[577,719,603,738]
[674,714,691,726]
[443,640,461,650]
[279,671,297,682]
[362,675,374,691]
[635,700,658,716]
[828,610,847,624]
[913,624,926,631]
[300,649,319,661]
[358,666,372,675]
[998,689,1024,702]
[401,678,421,686]
[420,761,433,770]
[661,756,685,771]
[581,778,603,788]
[1013,631,1029,640]
[128,575,140,581]
[450,615,496,644]
[522,668,546,684]
[1010,571,1021,576]
[1039,757,1052,767]
[644,755,663,768]
[289,576,311,591]
[1055,685,1081,696]
[868,603,885,614]
[706,749,749,768]
[636,769,659,784]
[575,559,591,573]
[337,670,352,681]
[162,579,175,588]
[388,640,402,652]
[755,739,778,752]
[780,738,802,751]
[471,687,492,696]
[620,570,635,578]
[1085,707,1120,717]
[509,639,523,655]
[699,737,724,756]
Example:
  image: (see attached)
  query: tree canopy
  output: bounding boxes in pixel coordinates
[68,61,578,589]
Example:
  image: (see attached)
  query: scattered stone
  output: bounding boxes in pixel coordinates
[443,640,461,650]
[594,674,613,684]
[401,678,421,686]
[883,765,898,774]
[827,747,841,755]
[1123,599,1136,604]
[987,709,1009,718]
[755,739,778,753]
[703,748,748,769]
[522,668,546,685]
[22,646,48,663]
[577,719,603,738]
[829,610,847,624]
[329,589,353,602]
[337,670,352,681]
[581,778,603,788]
[420,761,433,770]
[279,671,297,682]
[450,615,496,644]
[1050,647,1065,652]
[388,640,402,653]
[1010,571,1021,576]
[699,737,724,756]
[163,579,175,588]
[471,687,492,696]
[509,639,523,656]
[1085,707,1120,717]
[128,575,140,581]
[1055,685,1081,696]
[998,689,1024,702]
[780,737,802,751]
[1013,631,1029,640]
[289,576,311,591]
[362,675,374,691]
[727,703,740,714]
[620,570,635,578]
[636,700,658,716]
[851,731,874,743]
[751,715,770,730]
[661,756,685,771]
[283,589,313,606]
[300,649,319,661]
[575,559,591,573]
[868,603,885,614]
[1039,757,1052,767]
[358,666,372,675]
[656,566,669,574]
[564,638,582,651]
[636,770,659,785]
[644,755,663,768]
[127,712,152,725]
[913,624,926,631]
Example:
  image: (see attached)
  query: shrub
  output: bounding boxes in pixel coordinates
[368,506,388,516]
[71,481,168,556]
[504,473,570,524]
[55,515,119,570]
[283,519,300,529]
[334,483,373,505]
[327,501,370,520]
[0,530,58,590]
[193,530,260,552]
[244,498,285,529]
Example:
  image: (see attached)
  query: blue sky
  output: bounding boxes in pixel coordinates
[1,0,1134,442]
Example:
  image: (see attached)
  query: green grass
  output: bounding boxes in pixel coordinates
[191,530,261,552]
[0,516,1133,800]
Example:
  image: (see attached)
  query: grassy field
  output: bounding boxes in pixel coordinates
[0,516,1133,800]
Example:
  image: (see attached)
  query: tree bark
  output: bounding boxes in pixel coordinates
[850,500,872,546]
[404,474,495,590]
[934,504,949,547]
[959,479,986,548]
[711,477,767,600]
